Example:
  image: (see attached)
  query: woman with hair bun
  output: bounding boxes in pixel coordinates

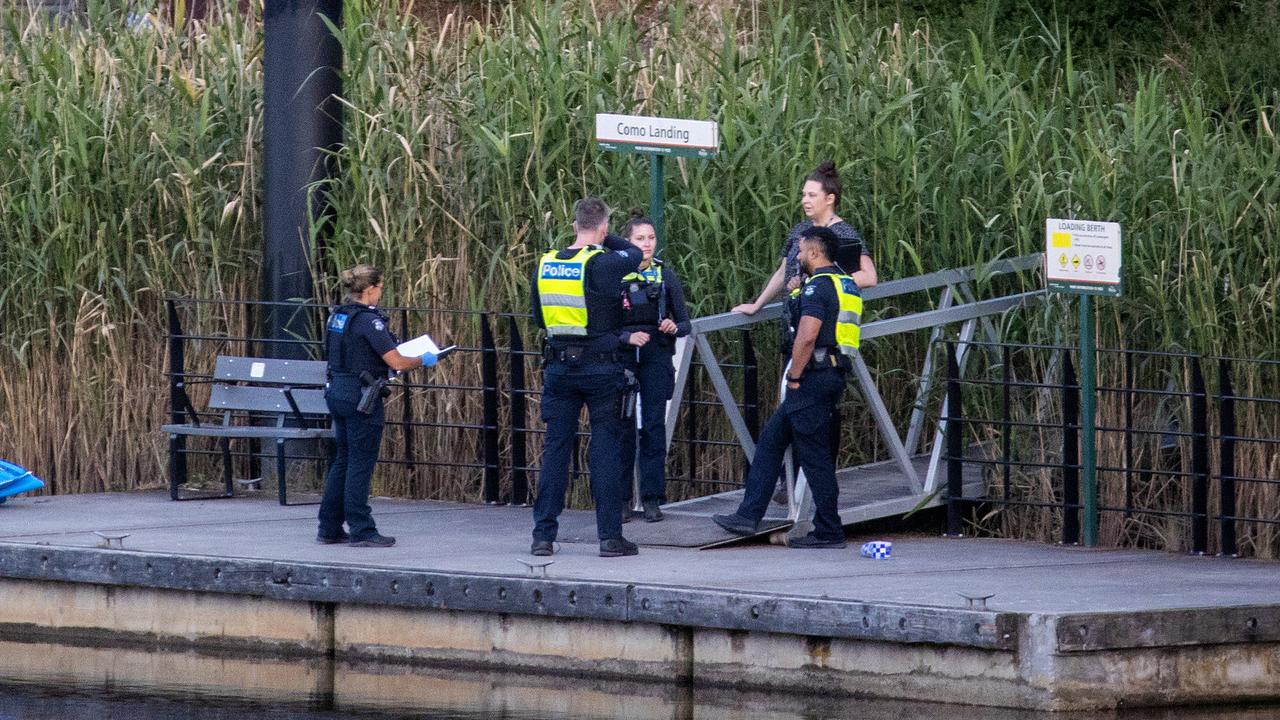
[731,160,876,317]
[617,209,691,522]
[317,264,438,548]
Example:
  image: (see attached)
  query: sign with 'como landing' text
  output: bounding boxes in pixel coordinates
[596,113,719,159]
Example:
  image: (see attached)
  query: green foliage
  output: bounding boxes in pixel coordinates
[0,1,1276,528]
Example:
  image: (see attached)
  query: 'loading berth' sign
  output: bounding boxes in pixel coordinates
[596,113,719,159]
[1045,218,1122,297]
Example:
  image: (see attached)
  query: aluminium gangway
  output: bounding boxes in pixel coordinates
[598,253,1048,548]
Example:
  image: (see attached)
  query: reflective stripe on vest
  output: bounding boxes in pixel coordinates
[537,246,604,337]
[622,261,663,286]
[792,271,863,356]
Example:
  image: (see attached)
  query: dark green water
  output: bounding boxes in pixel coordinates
[0,641,1274,720]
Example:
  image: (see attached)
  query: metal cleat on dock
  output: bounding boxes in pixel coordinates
[93,531,129,549]
[516,558,553,577]
[236,477,264,491]
[956,591,996,609]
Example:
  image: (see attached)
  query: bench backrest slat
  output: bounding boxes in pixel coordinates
[209,385,329,416]
[214,356,328,385]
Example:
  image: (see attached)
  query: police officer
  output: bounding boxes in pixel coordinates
[318,265,437,548]
[617,210,691,523]
[712,226,862,548]
[530,197,643,558]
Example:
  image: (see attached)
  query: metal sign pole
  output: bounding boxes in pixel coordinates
[1045,218,1121,549]
[1080,293,1098,546]
[649,154,665,253]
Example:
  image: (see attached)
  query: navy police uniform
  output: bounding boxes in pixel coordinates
[732,265,855,542]
[318,303,397,542]
[618,261,691,507]
[530,235,643,544]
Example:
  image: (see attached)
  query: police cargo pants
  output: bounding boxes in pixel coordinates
[736,368,846,541]
[533,363,627,542]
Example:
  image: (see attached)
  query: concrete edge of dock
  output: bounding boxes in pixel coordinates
[2,542,1278,711]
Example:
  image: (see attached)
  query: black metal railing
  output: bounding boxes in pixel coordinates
[165,298,766,505]
[943,340,1280,557]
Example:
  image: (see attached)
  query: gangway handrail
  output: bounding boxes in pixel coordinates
[661,252,1047,539]
[689,253,1043,335]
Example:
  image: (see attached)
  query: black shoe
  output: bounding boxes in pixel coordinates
[771,486,789,505]
[788,533,847,549]
[350,533,396,548]
[316,531,350,545]
[712,513,759,536]
[643,500,664,523]
[599,537,639,557]
[621,509,636,524]
[530,539,554,556]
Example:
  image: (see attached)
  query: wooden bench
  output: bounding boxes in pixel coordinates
[163,355,334,505]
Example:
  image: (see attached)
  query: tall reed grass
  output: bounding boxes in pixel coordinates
[0,1,1275,551]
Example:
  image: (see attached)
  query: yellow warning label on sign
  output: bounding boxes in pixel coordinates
[1051,232,1072,248]
[1058,254,1068,267]
[1071,255,1081,269]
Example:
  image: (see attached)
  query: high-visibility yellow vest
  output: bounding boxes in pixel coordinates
[537,246,604,337]
[622,262,663,286]
[791,270,863,355]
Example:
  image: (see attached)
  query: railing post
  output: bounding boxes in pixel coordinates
[1123,350,1134,519]
[1190,357,1209,555]
[945,342,963,537]
[1218,359,1237,557]
[508,318,529,506]
[1062,353,1080,545]
[1001,344,1011,501]
[742,329,759,440]
[166,298,190,500]
[742,330,759,477]
[480,314,501,504]
[399,308,416,492]
[686,369,699,485]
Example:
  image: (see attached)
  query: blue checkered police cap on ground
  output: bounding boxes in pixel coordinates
[860,541,892,559]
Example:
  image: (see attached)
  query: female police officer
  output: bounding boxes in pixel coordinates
[318,265,437,548]
[617,210,691,523]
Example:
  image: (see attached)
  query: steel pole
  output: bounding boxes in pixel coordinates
[262,0,343,359]
[650,154,665,254]
[1080,294,1098,546]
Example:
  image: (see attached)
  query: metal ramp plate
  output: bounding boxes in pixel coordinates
[555,508,791,549]
[557,453,985,549]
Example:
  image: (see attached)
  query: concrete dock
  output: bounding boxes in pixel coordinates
[1,492,1278,711]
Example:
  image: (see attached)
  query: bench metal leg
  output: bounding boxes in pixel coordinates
[276,438,320,507]
[168,434,236,502]
[169,435,183,501]
[277,439,288,505]
[221,437,234,497]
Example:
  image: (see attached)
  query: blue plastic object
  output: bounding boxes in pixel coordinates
[0,460,45,504]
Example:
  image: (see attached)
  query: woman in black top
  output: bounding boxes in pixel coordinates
[318,265,437,548]
[617,210,692,522]
[731,160,876,316]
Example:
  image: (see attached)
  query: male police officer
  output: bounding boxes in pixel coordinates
[712,226,862,548]
[530,198,644,557]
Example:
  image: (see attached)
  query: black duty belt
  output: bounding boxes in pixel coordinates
[807,347,851,372]
[543,345,620,365]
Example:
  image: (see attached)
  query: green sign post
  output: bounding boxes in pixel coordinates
[1045,218,1123,547]
[595,113,719,253]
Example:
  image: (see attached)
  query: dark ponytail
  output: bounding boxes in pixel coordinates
[805,160,841,208]
[621,207,656,241]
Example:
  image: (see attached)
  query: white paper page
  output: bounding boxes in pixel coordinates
[397,333,441,357]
